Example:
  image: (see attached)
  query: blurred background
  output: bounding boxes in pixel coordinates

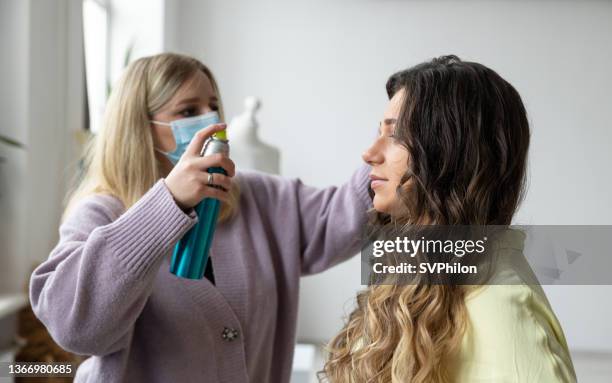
[1,0,611,382]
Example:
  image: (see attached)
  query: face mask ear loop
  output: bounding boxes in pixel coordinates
[150,121,172,156]
[150,120,172,126]
[153,147,169,156]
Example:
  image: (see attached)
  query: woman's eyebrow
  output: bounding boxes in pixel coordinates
[383,118,397,126]
[174,96,202,107]
[175,95,218,107]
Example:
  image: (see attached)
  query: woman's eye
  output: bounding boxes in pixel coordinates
[210,104,219,111]
[387,133,403,144]
[179,107,197,117]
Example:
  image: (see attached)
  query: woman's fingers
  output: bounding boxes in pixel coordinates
[198,172,233,195]
[184,123,227,157]
[191,154,235,177]
[202,186,230,202]
[164,123,234,209]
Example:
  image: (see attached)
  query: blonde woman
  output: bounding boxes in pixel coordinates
[29,53,371,382]
[322,56,577,382]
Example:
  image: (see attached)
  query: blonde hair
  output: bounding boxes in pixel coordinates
[321,213,470,383]
[322,277,468,383]
[63,53,239,222]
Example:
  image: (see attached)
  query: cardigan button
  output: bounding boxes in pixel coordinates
[221,327,239,342]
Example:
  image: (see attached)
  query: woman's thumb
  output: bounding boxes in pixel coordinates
[184,123,227,157]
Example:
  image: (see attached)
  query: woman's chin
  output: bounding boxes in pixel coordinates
[373,193,408,217]
[372,195,393,214]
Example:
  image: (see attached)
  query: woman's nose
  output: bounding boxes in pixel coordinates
[362,143,383,166]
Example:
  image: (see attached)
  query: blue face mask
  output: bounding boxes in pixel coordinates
[151,111,220,165]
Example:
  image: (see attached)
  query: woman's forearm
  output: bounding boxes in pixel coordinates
[29,180,197,356]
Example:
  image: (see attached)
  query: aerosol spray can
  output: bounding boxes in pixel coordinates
[170,129,229,279]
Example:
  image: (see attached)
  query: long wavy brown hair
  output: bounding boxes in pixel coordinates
[321,55,530,382]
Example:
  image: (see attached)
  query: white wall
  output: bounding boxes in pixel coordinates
[0,0,85,294]
[0,0,30,293]
[164,0,612,352]
[165,0,612,353]
[109,0,165,85]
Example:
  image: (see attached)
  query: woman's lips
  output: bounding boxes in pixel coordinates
[370,174,388,189]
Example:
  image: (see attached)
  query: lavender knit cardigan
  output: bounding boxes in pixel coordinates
[29,165,371,383]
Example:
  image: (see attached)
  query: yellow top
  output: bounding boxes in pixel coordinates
[213,129,227,140]
[450,229,577,382]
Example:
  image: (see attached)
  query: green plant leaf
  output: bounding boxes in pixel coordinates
[0,135,25,149]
